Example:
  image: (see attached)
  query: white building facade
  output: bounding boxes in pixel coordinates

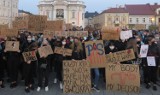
[38,0,86,27]
[128,15,155,29]
[0,0,19,28]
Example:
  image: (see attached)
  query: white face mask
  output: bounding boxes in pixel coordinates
[62,41,66,45]
[84,37,87,40]
[27,38,32,42]
[70,39,74,42]
[109,46,115,50]
[32,37,35,41]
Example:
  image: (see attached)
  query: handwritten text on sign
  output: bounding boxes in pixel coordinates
[38,45,53,58]
[85,40,106,68]
[63,60,91,93]
[106,49,135,63]
[54,47,72,56]
[22,51,37,62]
[106,64,140,93]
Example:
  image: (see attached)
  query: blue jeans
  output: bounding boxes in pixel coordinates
[91,68,100,87]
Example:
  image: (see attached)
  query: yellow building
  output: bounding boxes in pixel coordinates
[93,8,129,29]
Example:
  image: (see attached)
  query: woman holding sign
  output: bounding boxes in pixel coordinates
[37,39,50,92]
[23,35,38,93]
[142,35,159,91]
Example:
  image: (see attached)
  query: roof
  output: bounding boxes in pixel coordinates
[125,4,155,15]
[18,10,33,15]
[101,8,128,14]
[85,11,99,18]
[150,4,160,11]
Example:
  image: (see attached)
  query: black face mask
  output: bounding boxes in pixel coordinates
[137,41,141,44]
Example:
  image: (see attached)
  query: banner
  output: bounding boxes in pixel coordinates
[85,40,106,68]
[53,31,88,38]
[54,47,72,56]
[140,45,148,58]
[38,45,53,58]
[120,30,133,40]
[106,49,135,63]
[5,41,20,52]
[106,64,140,93]
[22,51,37,62]
[63,60,91,93]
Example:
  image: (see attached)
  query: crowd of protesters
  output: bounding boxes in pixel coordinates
[0,29,160,93]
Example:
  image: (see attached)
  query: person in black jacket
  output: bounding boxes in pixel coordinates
[53,38,65,90]
[0,39,5,88]
[142,35,160,91]
[23,35,38,93]
[5,37,20,88]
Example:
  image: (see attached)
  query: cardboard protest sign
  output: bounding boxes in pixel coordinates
[0,24,8,29]
[147,56,156,66]
[102,32,119,40]
[22,51,37,62]
[38,45,53,58]
[63,60,91,93]
[5,41,20,52]
[0,28,18,37]
[120,30,133,40]
[28,15,47,32]
[140,45,148,58]
[54,31,88,37]
[43,30,55,38]
[106,49,135,63]
[65,23,73,31]
[101,26,121,33]
[54,47,72,56]
[85,40,106,68]
[46,20,65,31]
[106,64,140,93]
[12,20,28,29]
[101,26,120,40]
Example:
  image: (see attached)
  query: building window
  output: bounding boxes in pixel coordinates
[159,10,160,14]
[3,0,5,6]
[82,13,84,20]
[129,18,132,23]
[72,11,75,18]
[122,17,125,22]
[136,18,139,23]
[56,9,64,18]
[72,22,75,24]
[143,18,145,23]
[108,17,111,21]
[46,11,50,18]
[149,18,152,23]
[116,17,119,21]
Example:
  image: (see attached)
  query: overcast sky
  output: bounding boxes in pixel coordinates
[19,0,159,14]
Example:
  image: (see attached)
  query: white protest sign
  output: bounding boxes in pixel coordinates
[140,45,149,58]
[120,30,133,40]
[147,56,156,66]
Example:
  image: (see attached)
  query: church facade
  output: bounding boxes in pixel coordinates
[38,0,86,27]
